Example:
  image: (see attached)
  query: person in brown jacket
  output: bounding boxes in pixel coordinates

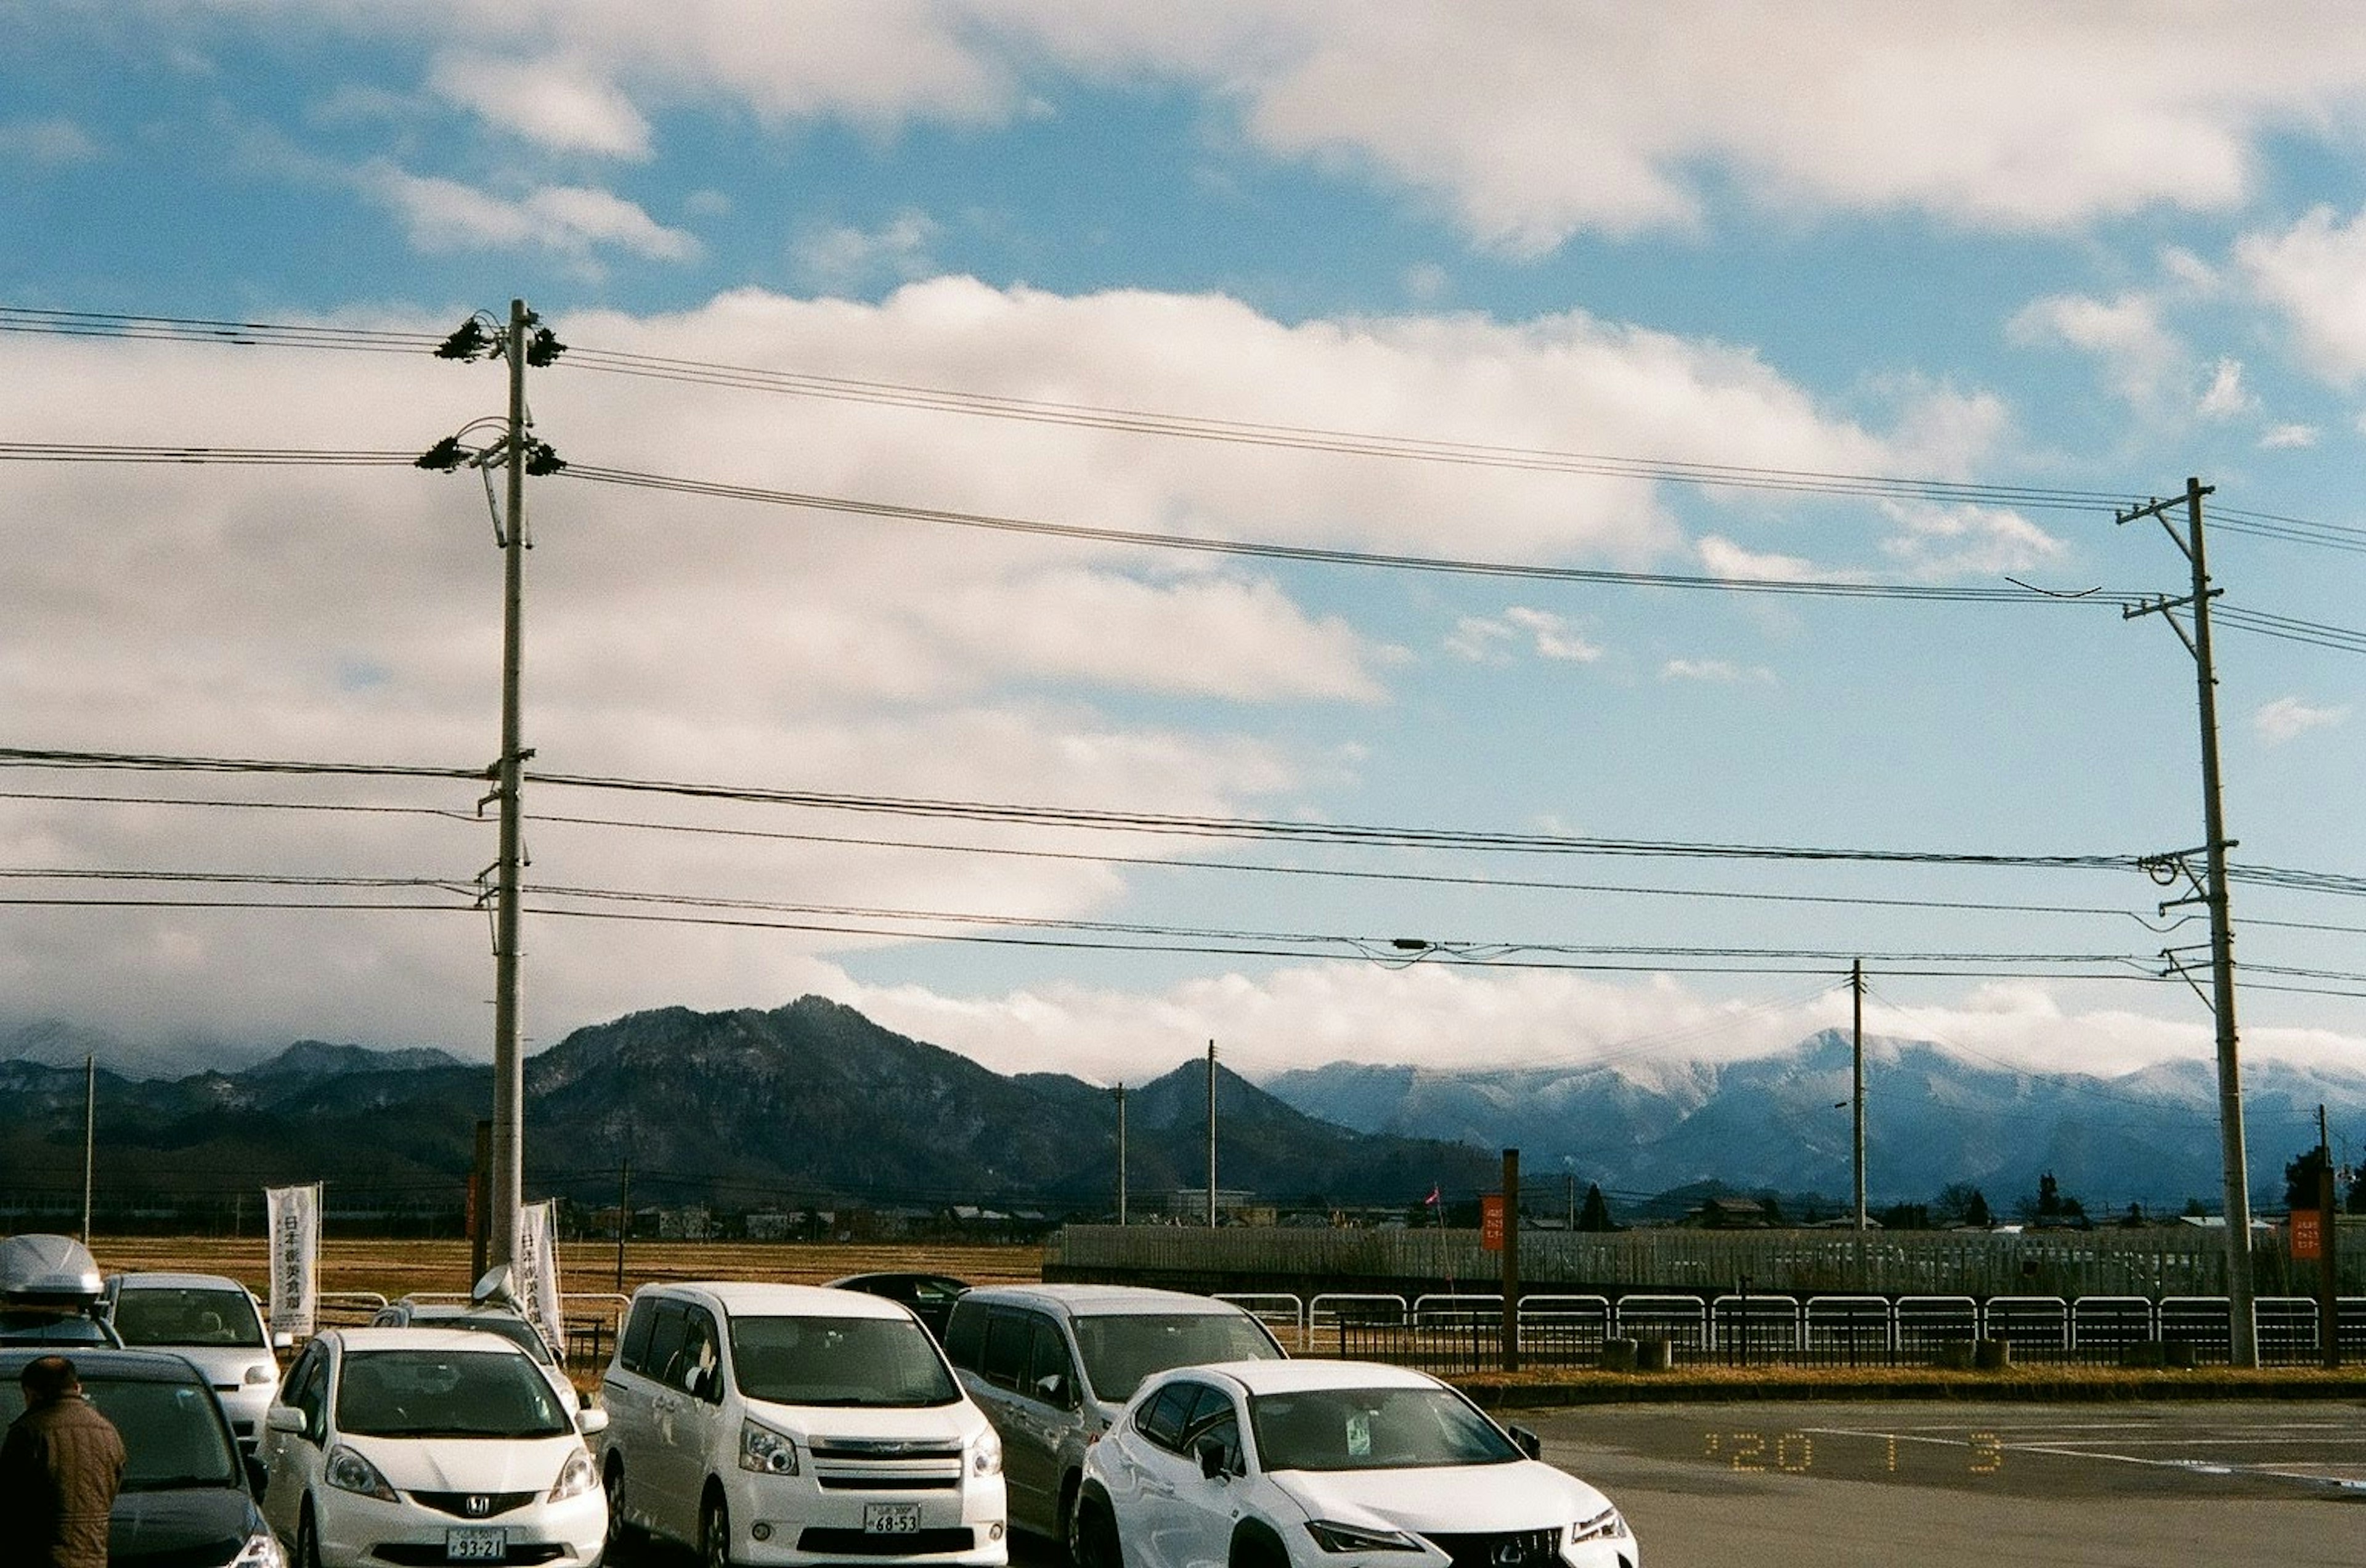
[0,1355,127,1568]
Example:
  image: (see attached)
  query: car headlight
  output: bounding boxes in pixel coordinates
[550,1447,597,1501]
[972,1426,1003,1477]
[232,1527,287,1568]
[739,1419,800,1476]
[324,1445,397,1502]
[1569,1506,1629,1543]
[1306,1521,1426,1554]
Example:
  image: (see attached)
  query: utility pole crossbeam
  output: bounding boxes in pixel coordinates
[2118,477,2258,1368]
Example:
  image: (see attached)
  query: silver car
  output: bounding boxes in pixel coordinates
[943,1285,1286,1554]
[102,1270,285,1450]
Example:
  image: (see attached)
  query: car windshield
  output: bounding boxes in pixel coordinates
[0,1375,239,1491]
[336,1349,570,1439]
[1248,1386,1521,1473]
[111,1286,265,1349]
[433,1312,551,1364]
[729,1315,960,1408]
[1071,1314,1282,1403]
[0,1310,110,1344]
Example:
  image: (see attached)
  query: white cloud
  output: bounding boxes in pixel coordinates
[795,211,941,292]
[0,116,99,166]
[2237,203,2366,385]
[1661,659,1773,685]
[193,2,2366,247]
[2258,421,2318,449]
[2254,695,2348,744]
[1876,501,2064,580]
[1446,607,1600,664]
[427,52,654,158]
[1696,535,1817,582]
[2008,290,2181,407]
[364,164,701,260]
[2196,357,2254,419]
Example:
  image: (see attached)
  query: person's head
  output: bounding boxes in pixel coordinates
[20,1355,79,1407]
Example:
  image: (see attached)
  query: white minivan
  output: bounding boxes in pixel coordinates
[600,1281,1009,1568]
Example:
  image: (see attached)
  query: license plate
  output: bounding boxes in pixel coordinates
[445,1528,508,1562]
[864,1502,922,1535]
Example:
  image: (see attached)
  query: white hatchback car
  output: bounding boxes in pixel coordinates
[1076,1360,1637,1568]
[600,1280,1008,1568]
[261,1326,608,1568]
[104,1270,287,1450]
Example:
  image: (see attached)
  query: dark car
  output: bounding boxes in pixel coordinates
[0,1345,275,1568]
[824,1271,970,1340]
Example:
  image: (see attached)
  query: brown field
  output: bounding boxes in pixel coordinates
[89,1235,1048,1309]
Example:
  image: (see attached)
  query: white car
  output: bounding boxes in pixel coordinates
[1076,1360,1637,1568]
[104,1270,288,1449]
[260,1326,608,1568]
[600,1280,1008,1568]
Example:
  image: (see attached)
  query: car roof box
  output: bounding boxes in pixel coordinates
[0,1233,104,1303]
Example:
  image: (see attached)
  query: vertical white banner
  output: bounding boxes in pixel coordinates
[512,1199,565,1359]
[264,1182,320,1338]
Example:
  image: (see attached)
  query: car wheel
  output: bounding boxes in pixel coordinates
[603,1460,638,1559]
[701,1491,733,1568]
[1057,1474,1083,1567]
[1073,1491,1123,1568]
[1229,1524,1288,1568]
[296,1501,325,1568]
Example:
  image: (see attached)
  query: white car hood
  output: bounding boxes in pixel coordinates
[351,1432,582,1493]
[1274,1461,1611,1534]
[745,1399,985,1446]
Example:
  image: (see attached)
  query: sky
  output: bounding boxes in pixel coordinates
[8,2,2366,1093]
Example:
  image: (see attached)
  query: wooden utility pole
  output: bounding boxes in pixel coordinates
[1500,1148,1521,1372]
[614,1155,631,1294]
[1205,1042,1218,1228]
[2120,477,2258,1367]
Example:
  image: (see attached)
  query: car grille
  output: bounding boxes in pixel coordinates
[797,1527,977,1556]
[370,1546,566,1566]
[407,1490,540,1519]
[1422,1529,1564,1568]
[809,1439,967,1492]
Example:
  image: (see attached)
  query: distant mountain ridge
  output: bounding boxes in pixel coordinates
[1261,1030,2366,1213]
[6,1005,2360,1221]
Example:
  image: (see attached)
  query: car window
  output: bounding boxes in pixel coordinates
[941,1298,986,1370]
[111,1286,266,1349]
[1071,1312,1282,1404]
[336,1349,569,1439]
[665,1308,721,1400]
[728,1314,961,1408]
[444,1312,551,1363]
[638,1301,689,1386]
[0,1310,112,1344]
[285,1344,328,1439]
[1023,1318,1079,1410]
[0,1373,240,1490]
[1134,1381,1198,1450]
[620,1296,661,1373]
[980,1310,1033,1392]
[1189,1410,1242,1475]
[1248,1386,1521,1473]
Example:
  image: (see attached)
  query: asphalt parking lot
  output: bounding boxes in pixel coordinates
[1522,1400,2366,1567]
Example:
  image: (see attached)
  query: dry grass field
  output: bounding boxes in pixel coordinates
[89,1235,1048,1309]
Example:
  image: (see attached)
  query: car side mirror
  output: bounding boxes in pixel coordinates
[1507,1424,1542,1461]
[273,1331,295,1351]
[1195,1437,1234,1481]
[265,1405,304,1435]
[1035,1372,1075,1410]
[577,1407,610,1437]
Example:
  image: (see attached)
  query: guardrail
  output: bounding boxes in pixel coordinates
[1218,1288,2366,1371]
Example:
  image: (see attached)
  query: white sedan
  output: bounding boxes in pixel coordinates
[1076,1360,1636,1568]
[261,1326,608,1568]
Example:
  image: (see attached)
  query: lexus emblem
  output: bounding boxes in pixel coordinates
[466,1495,492,1517]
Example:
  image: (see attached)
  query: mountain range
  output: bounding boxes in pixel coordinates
[4,1000,2359,1224]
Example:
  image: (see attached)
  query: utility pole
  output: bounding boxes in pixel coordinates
[1852,959,1866,1232]
[2319,1104,2339,1370]
[488,297,531,1271]
[1500,1148,1521,1372]
[1206,1041,1218,1228]
[2120,477,2257,1367]
[614,1156,631,1294]
[80,1054,94,1244]
[1115,1083,1128,1225]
